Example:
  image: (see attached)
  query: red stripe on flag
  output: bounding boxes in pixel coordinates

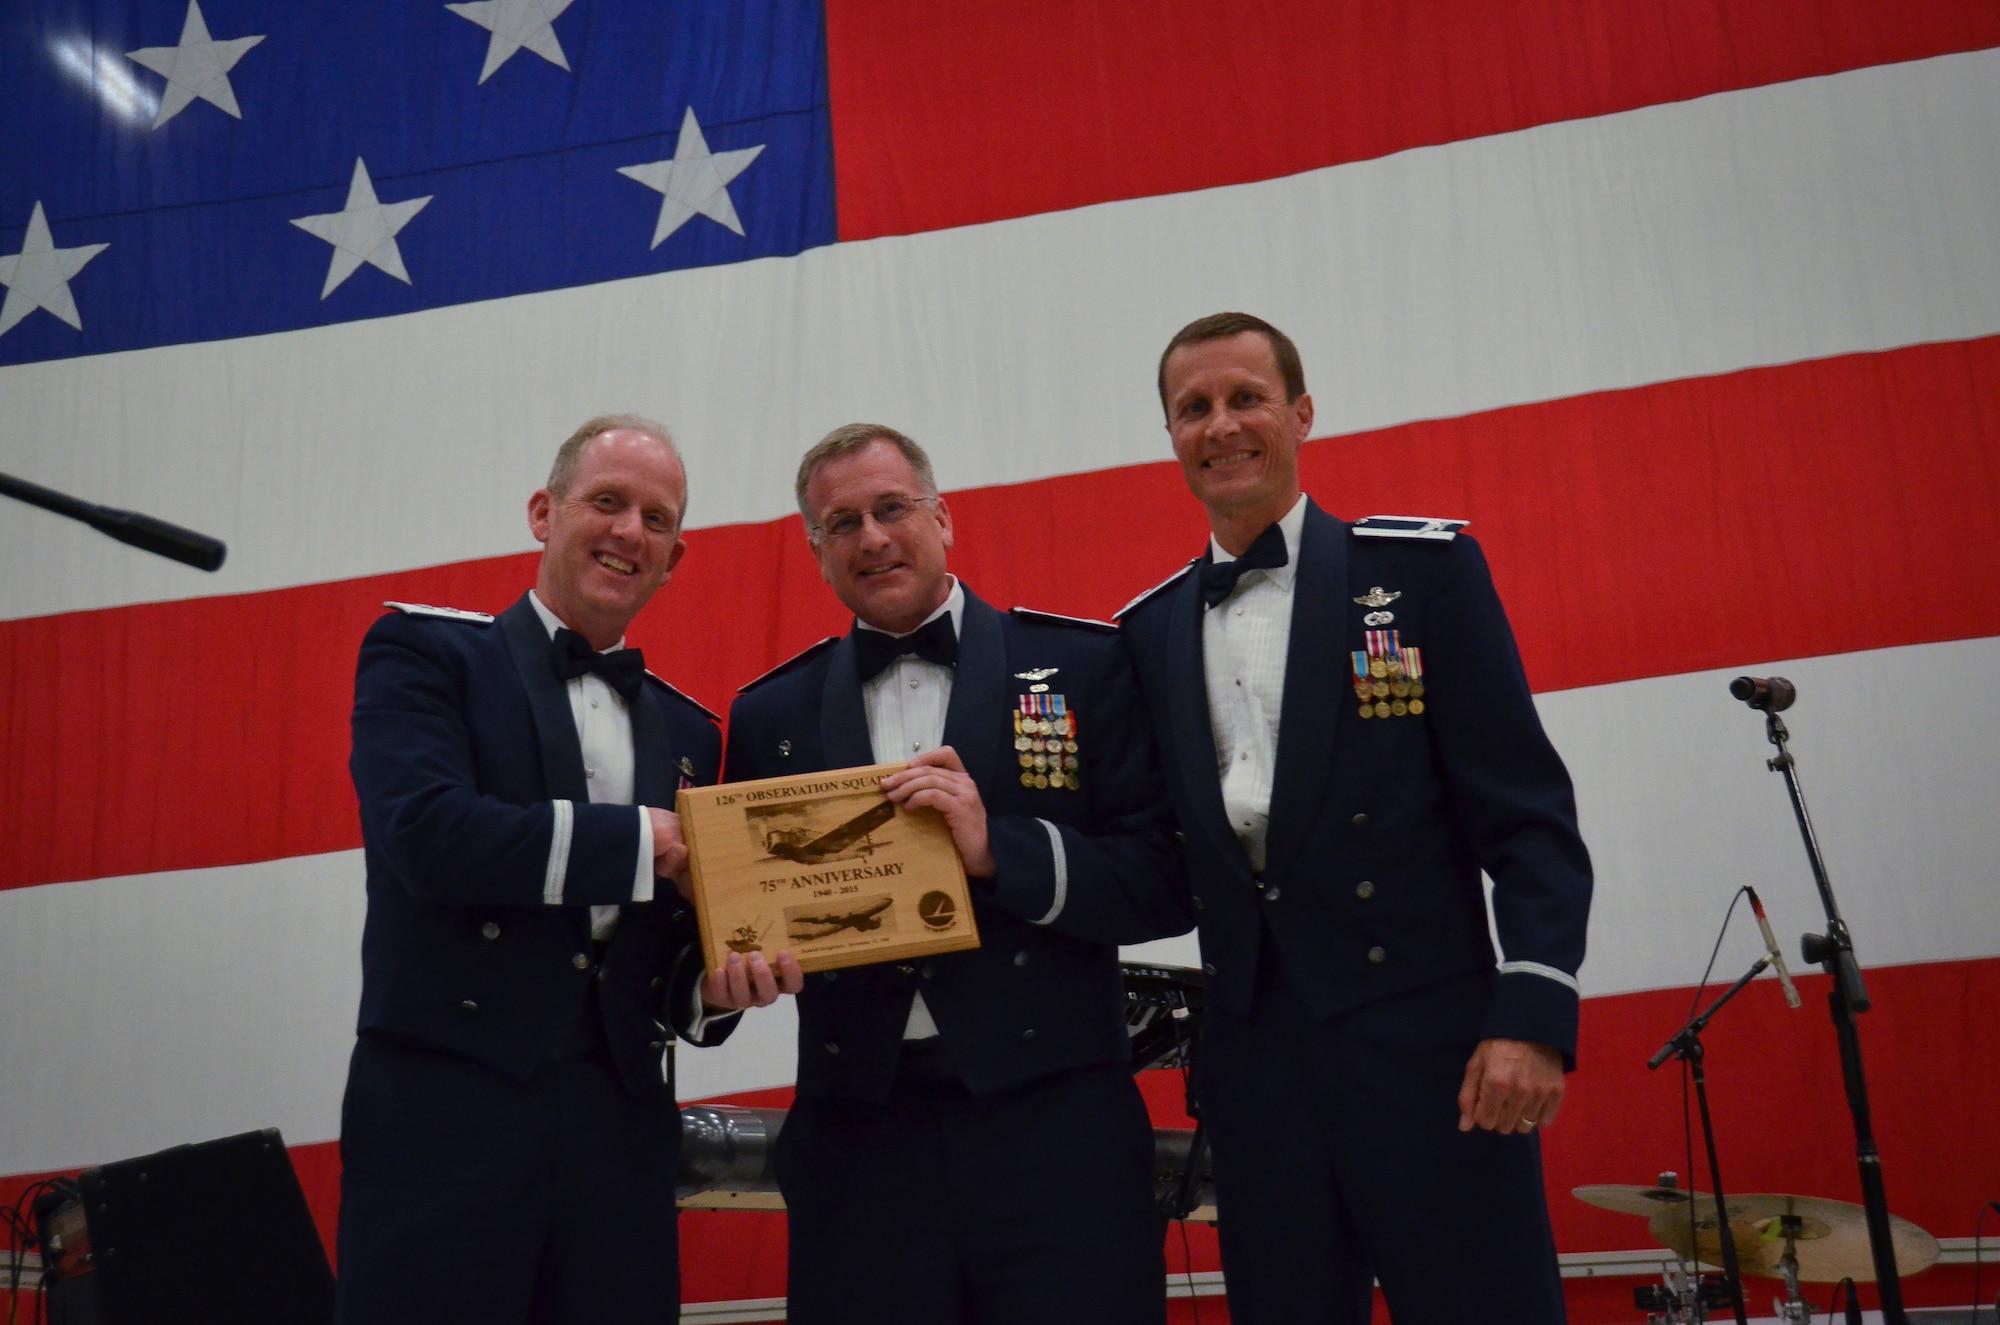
[4,335,1999,891]
[5,959,1993,1309]
[824,0,2000,240]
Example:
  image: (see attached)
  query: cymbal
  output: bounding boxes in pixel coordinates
[1573,1184,1724,1218]
[1647,1192,1940,1283]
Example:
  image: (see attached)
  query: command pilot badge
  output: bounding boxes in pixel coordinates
[1013,692,1081,791]
[1351,630,1426,720]
[678,756,697,789]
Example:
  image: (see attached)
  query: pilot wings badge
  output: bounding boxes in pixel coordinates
[1353,586,1402,608]
[1013,667,1059,681]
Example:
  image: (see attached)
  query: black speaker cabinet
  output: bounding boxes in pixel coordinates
[48,1128,334,1325]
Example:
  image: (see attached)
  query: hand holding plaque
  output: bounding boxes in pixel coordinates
[677,762,980,975]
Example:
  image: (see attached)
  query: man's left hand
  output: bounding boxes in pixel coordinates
[1457,1038,1565,1134]
[880,747,994,877]
[701,950,805,1012]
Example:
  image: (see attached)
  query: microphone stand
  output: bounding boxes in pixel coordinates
[1649,954,1770,1325]
[0,471,226,571]
[1758,706,1907,1320]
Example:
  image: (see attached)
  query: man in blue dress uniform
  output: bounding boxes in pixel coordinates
[341,415,800,1325]
[725,423,1192,1324]
[1118,315,1594,1323]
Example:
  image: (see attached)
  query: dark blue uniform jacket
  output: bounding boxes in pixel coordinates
[349,592,728,1101]
[724,587,1192,1101]
[1119,500,1592,1063]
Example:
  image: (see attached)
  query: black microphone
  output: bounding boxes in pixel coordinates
[1746,887,1802,1009]
[1,471,226,571]
[1729,675,1796,712]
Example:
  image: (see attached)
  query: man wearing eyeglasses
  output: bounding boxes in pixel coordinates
[724,423,1191,1325]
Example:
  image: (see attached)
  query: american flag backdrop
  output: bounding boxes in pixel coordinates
[3,1,1998,1317]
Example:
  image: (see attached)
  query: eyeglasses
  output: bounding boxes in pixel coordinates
[811,495,939,541]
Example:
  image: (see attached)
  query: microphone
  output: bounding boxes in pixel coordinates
[1729,675,1796,712]
[1746,887,1803,1009]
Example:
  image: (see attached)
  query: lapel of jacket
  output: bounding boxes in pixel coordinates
[1164,558,1245,871]
[819,633,876,770]
[628,682,677,817]
[1263,499,1348,879]
[940,587,1004,794]
[499,593,590,803]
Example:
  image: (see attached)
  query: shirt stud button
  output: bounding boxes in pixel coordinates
[585,767,595,779]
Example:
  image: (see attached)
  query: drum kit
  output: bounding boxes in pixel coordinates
[1573,1178,1942,1323]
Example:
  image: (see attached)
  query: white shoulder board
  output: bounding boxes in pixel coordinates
[1352,516,1469,542]
[1010,606,1117,633]
[738,636,840,694]
[1114,561,1198,619]
[384,600,496,622]
[645,671,721,723]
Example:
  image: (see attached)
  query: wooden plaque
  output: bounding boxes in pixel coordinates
[677,763,980,975]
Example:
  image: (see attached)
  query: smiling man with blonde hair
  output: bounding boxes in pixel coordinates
[340,415,799,1325]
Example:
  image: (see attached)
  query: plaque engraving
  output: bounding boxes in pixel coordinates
[677,763,979,974]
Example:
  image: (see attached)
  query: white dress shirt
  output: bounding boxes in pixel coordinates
[1202,495,1308,875]
[527,592,655,940]
[854,577,965,1039]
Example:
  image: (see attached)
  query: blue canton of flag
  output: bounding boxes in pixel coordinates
[0,0,836,366]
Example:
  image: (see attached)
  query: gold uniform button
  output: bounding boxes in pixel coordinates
[572,953,591,971]
[1351,813,1369,828]
[1367,946,1387,964]
[1013,951,1029,967]
[824,1042,840,1055]
[481,921,500,939]
[1355,880,1375,900]
[1263,887,1281,902]
[1202,962,1216,976]
[459,999,479,1013]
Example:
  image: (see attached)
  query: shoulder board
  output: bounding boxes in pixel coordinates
[1009,606,1117,633]
[1114,560,1198,619]
[737,636,840,694]
[644,672,721,723]
[383,600,495,623]
[1351,515,1470,542]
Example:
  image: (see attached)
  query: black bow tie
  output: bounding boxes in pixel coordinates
[854,613,958,682]
[1199,521,1290,608]
[551,627,646,702]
